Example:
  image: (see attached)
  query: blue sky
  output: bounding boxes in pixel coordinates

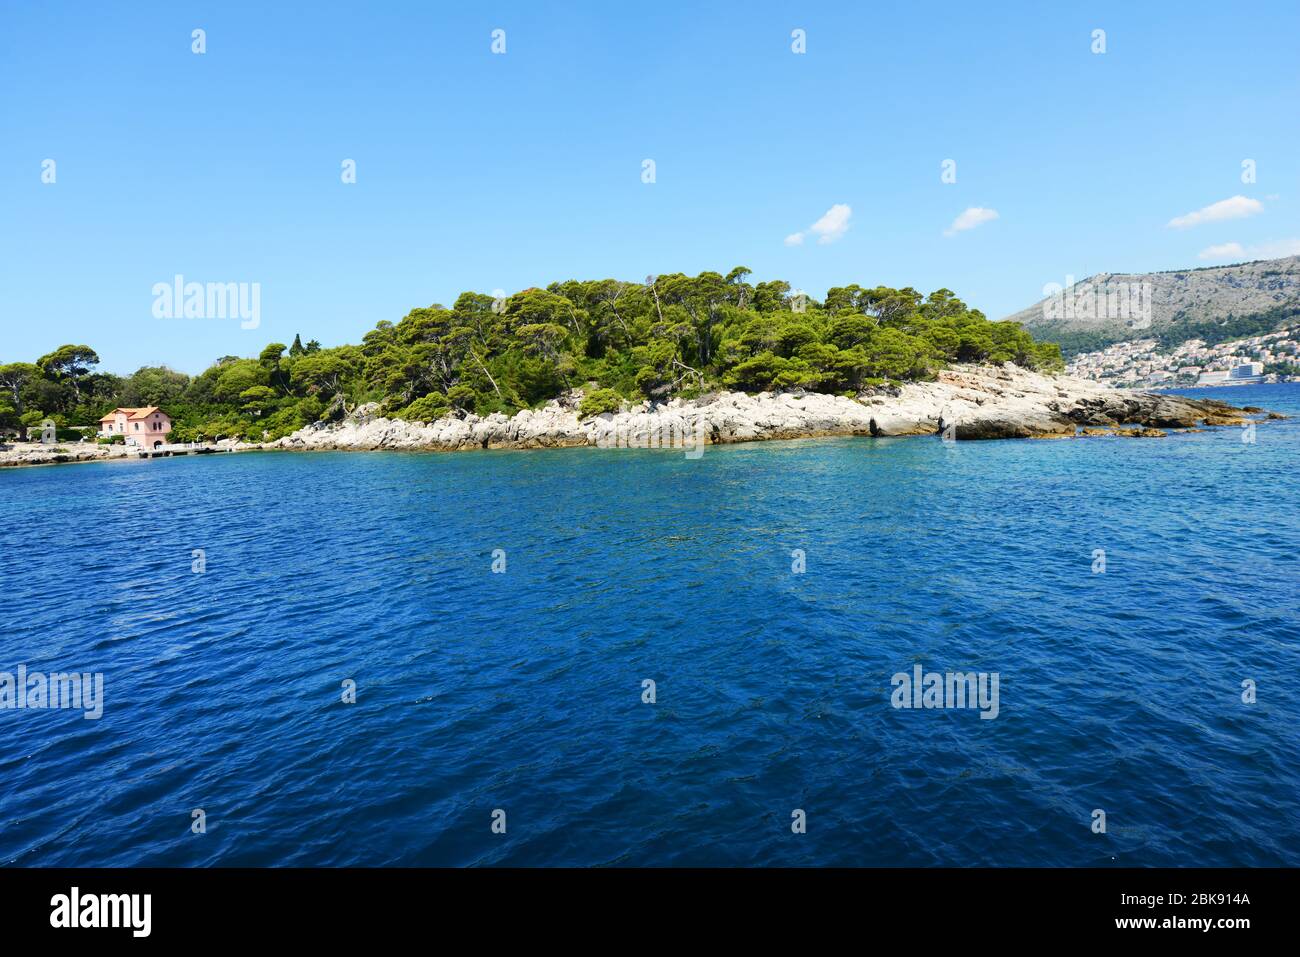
[2,0,1298,374]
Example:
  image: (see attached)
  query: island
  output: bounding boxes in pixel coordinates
[0,271,1279,467]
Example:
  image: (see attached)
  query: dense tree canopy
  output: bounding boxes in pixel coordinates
[0,270,1063,442]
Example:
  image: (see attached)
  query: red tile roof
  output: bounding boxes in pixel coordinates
[99,406,167,422]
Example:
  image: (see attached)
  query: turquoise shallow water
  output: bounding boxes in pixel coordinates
[1,383,1297,866]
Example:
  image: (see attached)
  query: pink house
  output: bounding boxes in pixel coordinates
[99,406,173,448]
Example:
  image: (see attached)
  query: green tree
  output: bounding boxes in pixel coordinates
[290,349,360,415]
[120,366,191,407]
[36,345,101,407]
[212,359,269,402]
[0,362,39,438]
[238,385,278,414]
[578,388,623,418]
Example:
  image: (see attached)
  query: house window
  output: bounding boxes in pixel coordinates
[134,423,140,430]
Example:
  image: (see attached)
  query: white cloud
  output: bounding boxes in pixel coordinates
[1167,195,1263,229]
[785,204,851,246]
[1196,238,1300,262]
[943,206,998,237]
[1252,238,1300,258]
[808,203,852,244]
[1197,242,1245,260]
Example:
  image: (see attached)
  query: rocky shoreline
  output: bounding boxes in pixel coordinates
[272,363,1280,454]
[0,440,245,469]
[1,364,1282,469]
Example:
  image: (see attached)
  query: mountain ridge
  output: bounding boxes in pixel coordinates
[1005,255,1300,357]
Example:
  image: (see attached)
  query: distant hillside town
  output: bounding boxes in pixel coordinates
[1066,325,1300,388]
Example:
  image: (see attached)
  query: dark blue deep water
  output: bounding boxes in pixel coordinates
[2,383,1298,867]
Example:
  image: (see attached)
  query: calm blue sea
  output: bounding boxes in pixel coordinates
[1,383,1297,867]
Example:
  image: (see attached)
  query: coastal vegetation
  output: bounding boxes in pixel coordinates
[0,271,1063,442]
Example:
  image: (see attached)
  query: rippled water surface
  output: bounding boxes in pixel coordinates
[2,383,1298,866]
